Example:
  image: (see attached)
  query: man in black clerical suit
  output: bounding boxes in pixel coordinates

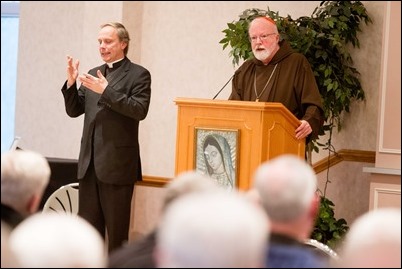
[61,22,151,252]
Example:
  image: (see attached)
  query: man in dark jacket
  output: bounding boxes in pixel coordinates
[61,22,151,252]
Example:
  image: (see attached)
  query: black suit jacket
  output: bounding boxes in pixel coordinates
[62,57,151,184]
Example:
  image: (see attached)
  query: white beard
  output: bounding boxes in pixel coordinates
[253,43,276,63]
[254,50,271,62]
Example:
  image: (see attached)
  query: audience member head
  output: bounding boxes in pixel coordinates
[337,208,401,268]
[253,154,318,240]
[1,150,51,216]
[9,213,107,268]
[156,192,269,268]
[161,170,220,212]
[108,171,221,268]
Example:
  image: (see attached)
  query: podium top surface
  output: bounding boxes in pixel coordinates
[175,97,283,108]
[174,97,300,125]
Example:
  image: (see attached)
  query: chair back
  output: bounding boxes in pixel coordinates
[42,183,79,214]
[304,238,339,260]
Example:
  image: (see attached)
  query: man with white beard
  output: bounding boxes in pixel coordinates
[229,16,324,143]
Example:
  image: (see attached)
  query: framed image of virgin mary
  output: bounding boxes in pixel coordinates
[195,128,239,190]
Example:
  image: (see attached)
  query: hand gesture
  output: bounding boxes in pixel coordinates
[66,55,79,87]
[79,70,108,94]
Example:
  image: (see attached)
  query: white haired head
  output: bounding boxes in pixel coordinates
[1,150,50,215]
[156,192,269,268]
[338,208,401,268]
[253,154,317,222]
[9,213,106,267]
[161,170,220,211]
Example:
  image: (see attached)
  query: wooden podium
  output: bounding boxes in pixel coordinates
[174,97,305,190]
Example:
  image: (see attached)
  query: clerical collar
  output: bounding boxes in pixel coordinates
[106,58,124,68]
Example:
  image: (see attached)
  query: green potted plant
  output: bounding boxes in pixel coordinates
[220,1,372,248]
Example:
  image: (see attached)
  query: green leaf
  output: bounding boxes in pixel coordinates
[228,23,236,30]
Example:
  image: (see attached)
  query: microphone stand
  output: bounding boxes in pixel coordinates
[212,75,234,100]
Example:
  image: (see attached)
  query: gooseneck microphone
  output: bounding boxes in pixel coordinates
[212,75,234,100]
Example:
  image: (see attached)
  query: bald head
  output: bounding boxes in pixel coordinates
[249,16,278,35]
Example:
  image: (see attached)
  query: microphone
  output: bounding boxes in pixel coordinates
[212,75,234,100]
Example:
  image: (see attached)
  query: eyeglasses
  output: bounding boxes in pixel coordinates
[249,33,277,43]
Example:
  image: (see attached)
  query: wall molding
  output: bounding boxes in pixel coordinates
[363,166,401,175]
[140,149,376,187]
[313,149,376,174]
[138,175,168,187]
[373,187,401,209]
[378,1,401,155]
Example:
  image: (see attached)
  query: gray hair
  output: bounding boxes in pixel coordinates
[157,192,269,267]
[253,154,317,222]
[1,150,50,215]
[9,213,106,267]
[101,22,130,56]
[161,170,219,212]
[338,208,401,267]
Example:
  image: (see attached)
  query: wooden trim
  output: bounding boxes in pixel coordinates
[138,149,376,187]
[136,175,170,187]
[313,149,376,174]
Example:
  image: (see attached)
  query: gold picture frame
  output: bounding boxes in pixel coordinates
[195,128,239,190]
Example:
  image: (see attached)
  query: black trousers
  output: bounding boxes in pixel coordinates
[78,161,134,252]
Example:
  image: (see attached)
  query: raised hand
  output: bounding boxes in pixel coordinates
[66,55,79,87]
